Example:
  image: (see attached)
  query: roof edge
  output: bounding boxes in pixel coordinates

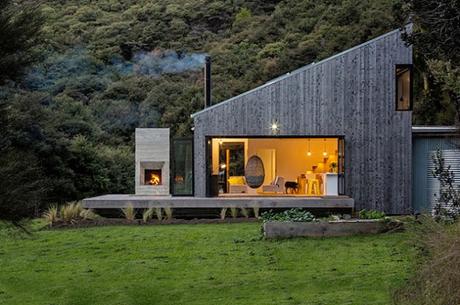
[412,126,459,134]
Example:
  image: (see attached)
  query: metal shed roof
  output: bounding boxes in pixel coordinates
[412,126,459,135]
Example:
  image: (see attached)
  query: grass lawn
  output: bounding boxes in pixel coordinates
[0,222,413,305]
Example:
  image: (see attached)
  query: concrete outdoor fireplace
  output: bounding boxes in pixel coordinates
[135,128,170,196]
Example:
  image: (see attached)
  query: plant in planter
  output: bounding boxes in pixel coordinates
[261,208,316,222]
[358,209,385,219]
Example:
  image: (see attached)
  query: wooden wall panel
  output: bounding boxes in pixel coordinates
[192,29,413,214]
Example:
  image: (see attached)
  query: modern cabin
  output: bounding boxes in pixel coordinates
[192,27,412,214]
[83,26,458,215]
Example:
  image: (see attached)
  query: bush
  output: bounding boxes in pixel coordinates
[142,208,155,223]
[155,208,163,221]
[79,208,99,220]
[42,205,58,225]
[230,207,238,219]
[393,217,460,305]
[60,202,83,222]
[240,207,249,218]
[220,208,227,220]
[261,208,316,222]
[253,206,260,218]
[164,207,173,220]
[358,209,385,219]
[431,149,460,221]
[43,202,99,225]
[121,204,136,221]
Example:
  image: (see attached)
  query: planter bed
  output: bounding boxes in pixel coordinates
[263,219,403,239]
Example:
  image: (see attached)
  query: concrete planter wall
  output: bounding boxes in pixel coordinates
[263,219,402,239]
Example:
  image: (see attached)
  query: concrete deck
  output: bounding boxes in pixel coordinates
[82,194,354,209]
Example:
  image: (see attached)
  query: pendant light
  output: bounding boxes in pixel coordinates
[307,139,312,156]
[322,139,328,157]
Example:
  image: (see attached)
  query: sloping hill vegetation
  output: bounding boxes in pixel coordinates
[0,0,457,214]
[33,0,407,138]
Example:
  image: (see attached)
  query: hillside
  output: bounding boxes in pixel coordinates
[2,0,454,206]
[34,0,405,138]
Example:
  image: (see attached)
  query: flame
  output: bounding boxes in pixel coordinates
[149,174,161,185]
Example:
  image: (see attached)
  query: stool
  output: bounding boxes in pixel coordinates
[307,179,320,195]
[297,176,307,194]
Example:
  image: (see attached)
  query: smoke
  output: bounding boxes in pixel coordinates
[25,47,207,92]
[114,50,207,76]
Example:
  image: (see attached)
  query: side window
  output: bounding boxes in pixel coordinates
[395,64,413,111]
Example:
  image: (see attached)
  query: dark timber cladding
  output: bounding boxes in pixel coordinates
[192,28,413,214]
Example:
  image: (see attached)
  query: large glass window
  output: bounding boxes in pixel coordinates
[396,64,413,111]
[171,138,193,196]
[207,137,344,197]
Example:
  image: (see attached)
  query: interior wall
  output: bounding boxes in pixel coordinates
[210,137,338,191]
[247,138,338,182]
[257,149,276,185]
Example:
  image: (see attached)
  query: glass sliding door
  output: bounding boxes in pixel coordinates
[171,138,193,196]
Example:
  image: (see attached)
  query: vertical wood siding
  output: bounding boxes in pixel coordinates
[193,29,412,214]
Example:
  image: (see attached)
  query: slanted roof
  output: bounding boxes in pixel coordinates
[191,26,410,118]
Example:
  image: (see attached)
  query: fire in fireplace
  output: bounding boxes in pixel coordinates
[144,169,162,185]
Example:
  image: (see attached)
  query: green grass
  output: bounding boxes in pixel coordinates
[0,222,414,305]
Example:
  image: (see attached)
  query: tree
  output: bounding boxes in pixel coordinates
[403,0,460,125]
[0,92,48,225]
[0,0,44,84]
[0,1,44,224]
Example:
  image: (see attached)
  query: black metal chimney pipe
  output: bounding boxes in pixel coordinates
[204,56,211,108]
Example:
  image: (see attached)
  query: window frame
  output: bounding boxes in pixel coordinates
[395,64,414,111]
[170,137,194,197]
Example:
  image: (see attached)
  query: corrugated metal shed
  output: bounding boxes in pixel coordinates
[412,126,459,213]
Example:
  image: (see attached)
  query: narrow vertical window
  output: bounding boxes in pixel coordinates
[395,64,413,111]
